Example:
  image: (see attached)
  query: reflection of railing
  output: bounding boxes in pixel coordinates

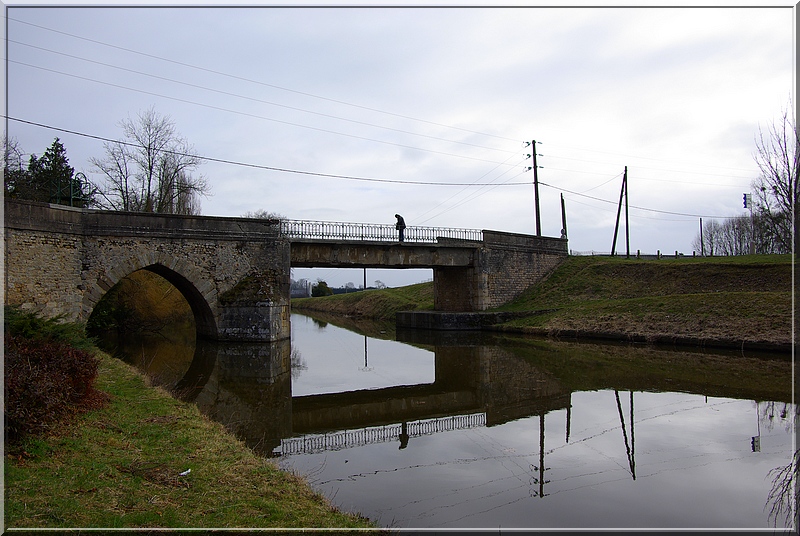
[280,219,483,243]
[276,412,487,455]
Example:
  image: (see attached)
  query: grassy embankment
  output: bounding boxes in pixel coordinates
[293,281,434,320]
[5,327,375,530]
[292,254,793,348]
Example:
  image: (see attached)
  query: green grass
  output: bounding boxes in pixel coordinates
[293,281,434,320]
[493,255,792,345]
[5,351,376,530]
[291,255,792,346]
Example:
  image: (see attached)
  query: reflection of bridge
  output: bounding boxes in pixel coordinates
[278,413,487,455]
[5,200,567,342]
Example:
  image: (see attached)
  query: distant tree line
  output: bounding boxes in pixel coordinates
[301,279,387,298]
[692,102,796,256]
[692,213,788,256]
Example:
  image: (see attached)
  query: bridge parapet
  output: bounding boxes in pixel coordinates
[280,219,482,243]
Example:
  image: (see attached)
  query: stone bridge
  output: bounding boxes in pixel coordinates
[4,199,568,341]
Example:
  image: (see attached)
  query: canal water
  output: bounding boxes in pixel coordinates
[104,313,796,530]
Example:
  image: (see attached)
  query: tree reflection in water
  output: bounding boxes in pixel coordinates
[766,404,798,528]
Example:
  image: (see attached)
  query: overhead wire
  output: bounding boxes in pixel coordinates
[6,115,745,221]
[3,116,530,187]
[414,152,527,224]
[6,15,520,143]
[8,16,757,184]
[9,59,516,167]
[6,15,761,228]
[8,38,517,156]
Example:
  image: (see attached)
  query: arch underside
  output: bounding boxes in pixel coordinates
[144,264,218,340]
[84,260,219,341]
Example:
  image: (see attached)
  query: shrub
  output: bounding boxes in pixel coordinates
[4,307,105,444]
[4,305,94,351]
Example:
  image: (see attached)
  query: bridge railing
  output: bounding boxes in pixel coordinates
[275,412,487,456]
[279,219,483,243]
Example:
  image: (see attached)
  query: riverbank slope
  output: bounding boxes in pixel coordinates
[292,255,793,350]
[4,350,375,530]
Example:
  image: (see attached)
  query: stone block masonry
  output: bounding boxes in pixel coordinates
[6,199,568,340]
[5,199,291,342]
[481,230,567,308]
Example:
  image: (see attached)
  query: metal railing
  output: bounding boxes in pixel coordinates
[275,412,487,456]
[280,219,483,243]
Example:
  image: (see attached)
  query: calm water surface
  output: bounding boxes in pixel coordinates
[107,313,796,530]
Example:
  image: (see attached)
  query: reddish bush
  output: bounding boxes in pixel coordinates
[4,335,102,444]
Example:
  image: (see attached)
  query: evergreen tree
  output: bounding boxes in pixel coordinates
[6,138,91,207]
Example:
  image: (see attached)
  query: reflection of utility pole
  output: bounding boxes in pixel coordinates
[532,413,550,497]
[615,390,636,480]
[752,400,761,452]
[359,335,373,372]
[565,400,572,443]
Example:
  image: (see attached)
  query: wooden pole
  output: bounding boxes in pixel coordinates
[611,168,626,256]
[699,218,704,256]
[624,166,630,258]
[532,140,541,236]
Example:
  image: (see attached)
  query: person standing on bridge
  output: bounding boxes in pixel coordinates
[395,214,406,242]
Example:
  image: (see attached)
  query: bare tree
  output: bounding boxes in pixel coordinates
[752,102,798,254]
[242,208,286,220]
[693,214,787,256]
[3,134,26,196]
[90,107,209,214]
[692,218,723,256]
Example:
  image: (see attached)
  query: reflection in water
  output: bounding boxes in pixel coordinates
[101,314,795,529]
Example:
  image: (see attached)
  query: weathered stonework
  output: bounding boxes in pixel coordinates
[481,230,567,309]
[5,199,290,342]
[5,199,567,341]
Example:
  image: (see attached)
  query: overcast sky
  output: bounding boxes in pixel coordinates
[3,2,795,287]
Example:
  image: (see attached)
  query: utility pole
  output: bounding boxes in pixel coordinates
[560,193,568,240]
[611,167,628,256]
[532,140,541,236]
[624,167,630,258]
[700,218,705,256]
[744,193,755,255]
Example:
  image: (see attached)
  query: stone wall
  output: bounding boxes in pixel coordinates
[481,231,568,309]
[4,199,291,342]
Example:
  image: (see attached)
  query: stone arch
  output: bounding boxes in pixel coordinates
[82,251,219,340]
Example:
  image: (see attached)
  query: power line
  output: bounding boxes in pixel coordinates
[10,59,516,168]
[3,115,531,187]
[414,153,526,224]
[545,141,757,174]
[544,153,752,181]
[5,115,745,221]
[7,15,520,144]
[548,181,738,219]
[9,38,517,156]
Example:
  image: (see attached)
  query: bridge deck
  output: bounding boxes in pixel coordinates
[281,219,483,243]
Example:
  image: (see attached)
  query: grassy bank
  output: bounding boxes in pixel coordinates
[291,255,792,348]
[4,350,375,530]
[495,254,792,346]
[292,281,433,320]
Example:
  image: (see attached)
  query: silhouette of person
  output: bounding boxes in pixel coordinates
[398,422,409,449]
[395,214,406,242]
